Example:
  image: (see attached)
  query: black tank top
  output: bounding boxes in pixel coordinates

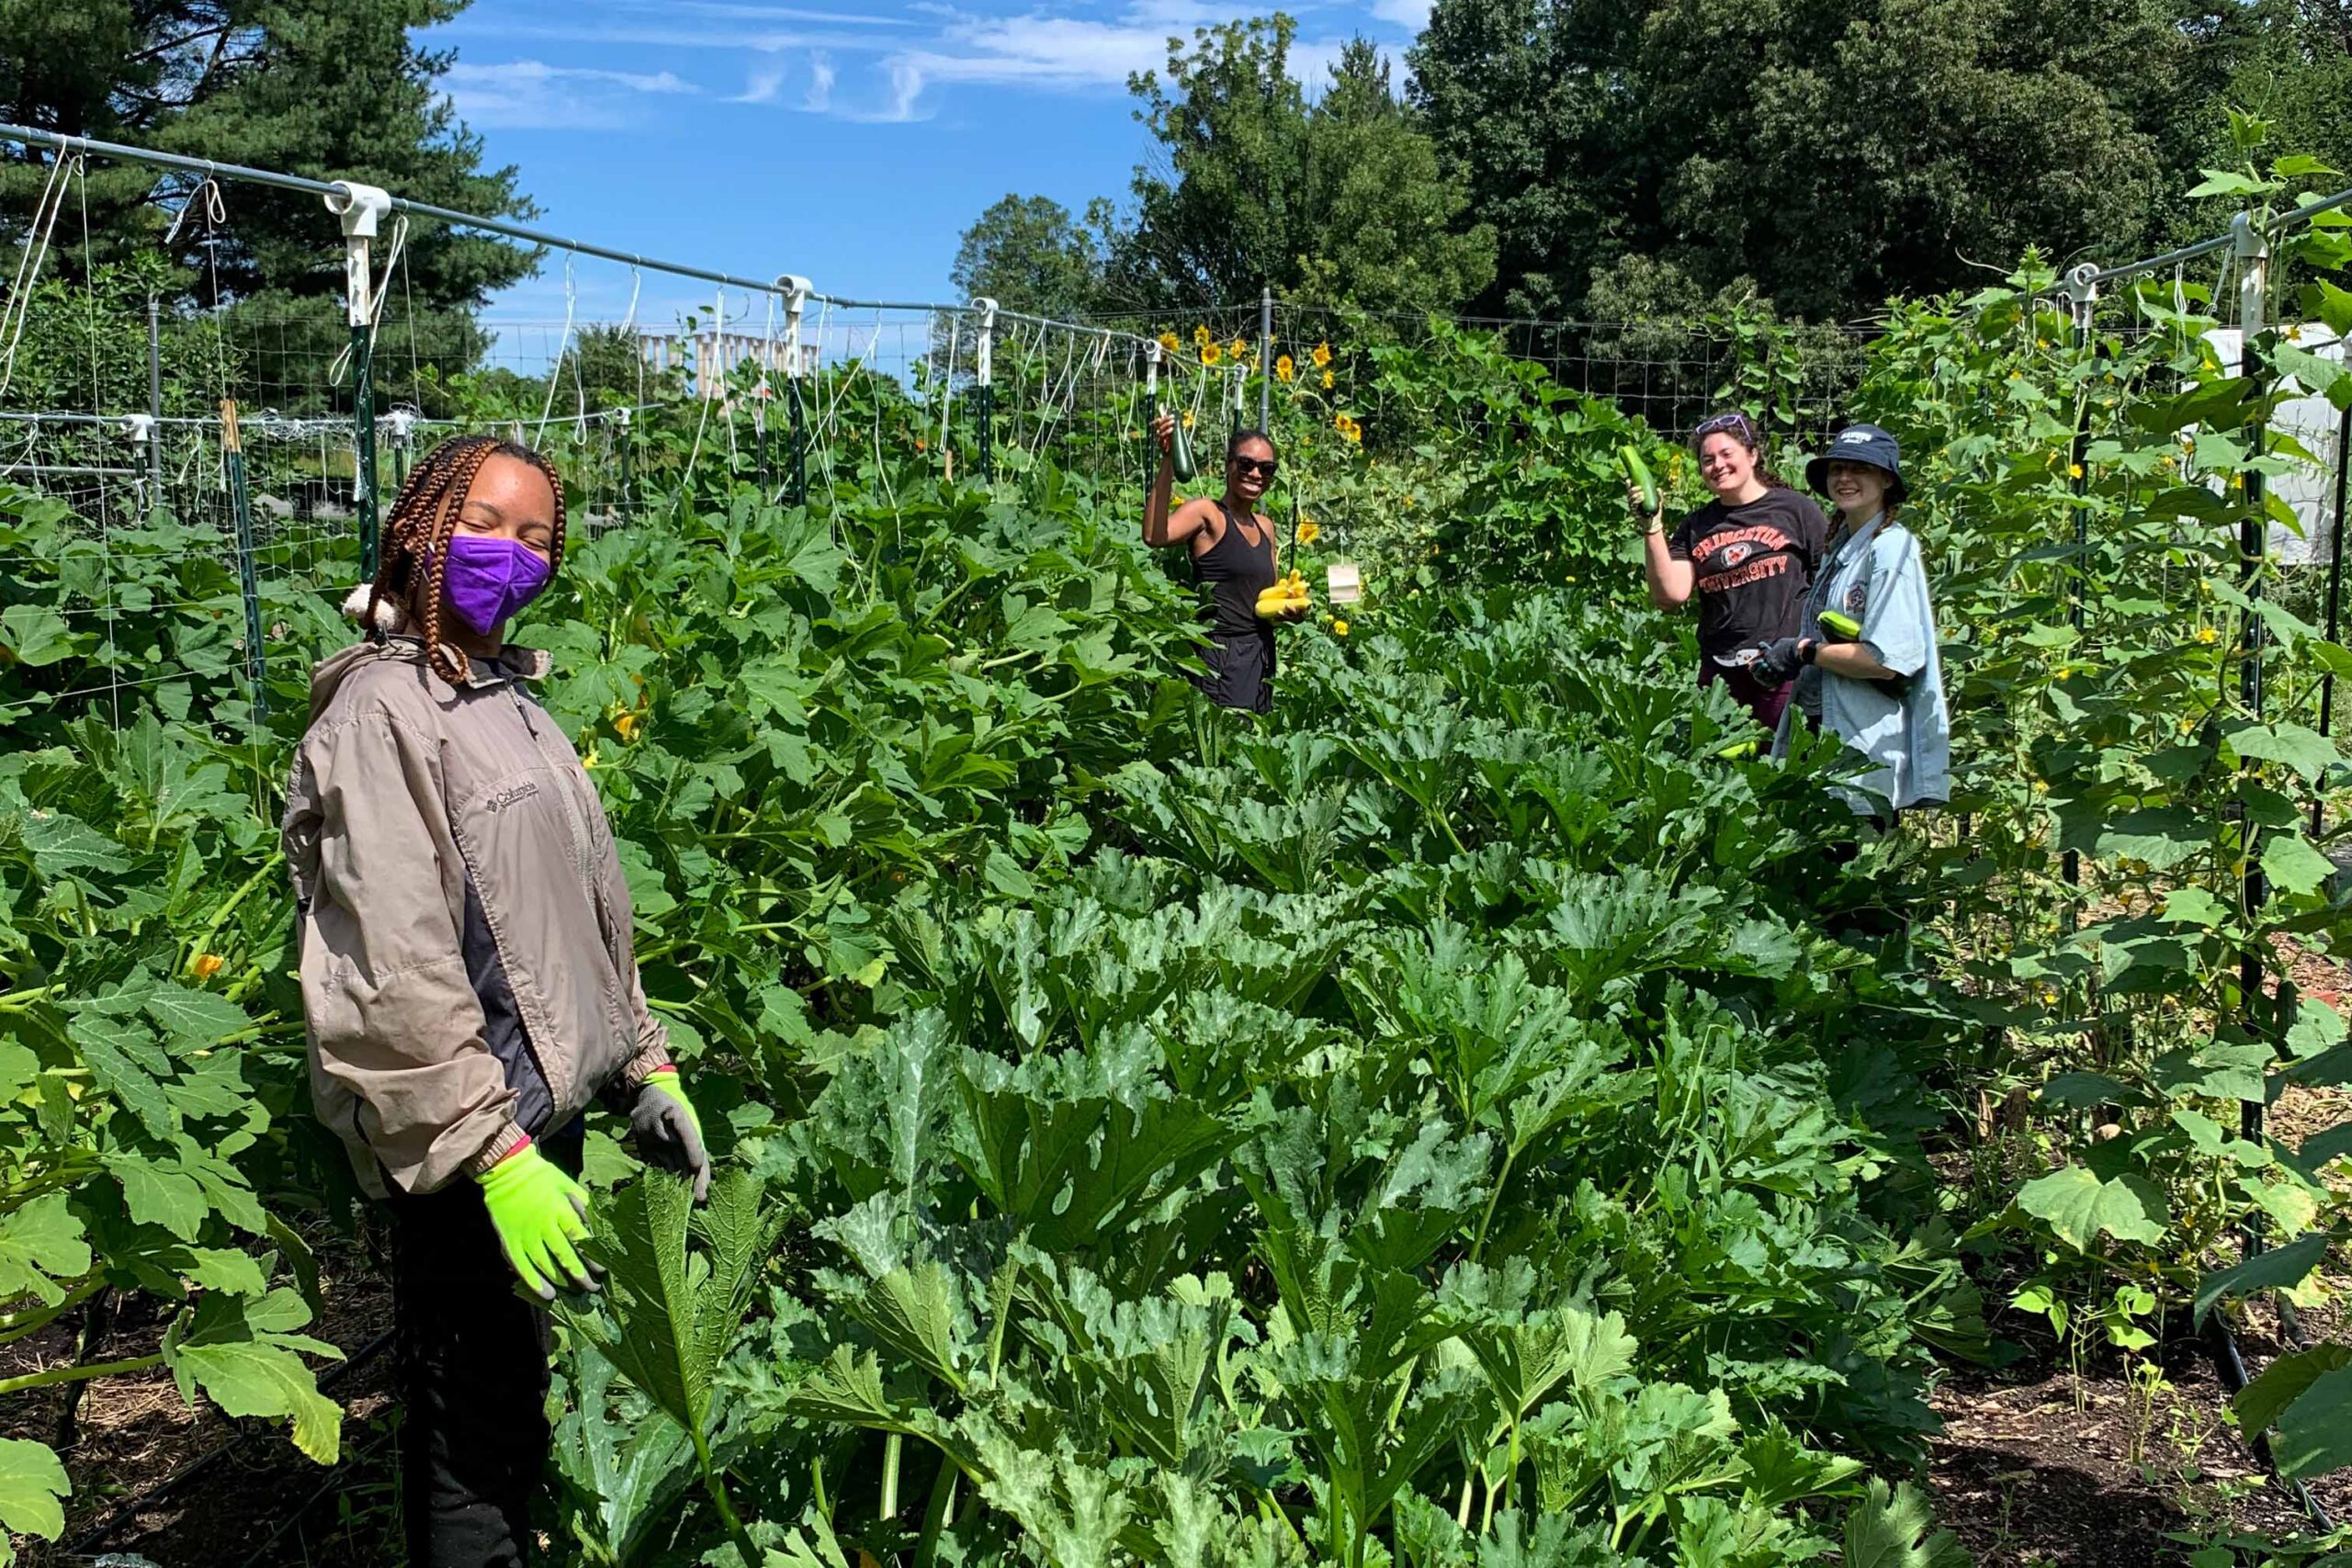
[1192,502,1277,638]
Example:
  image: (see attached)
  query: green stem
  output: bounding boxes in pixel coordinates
[0,1276,107,1347]
[1469,1146,1517,1264]
[0,1351,164,1397]
[914,1451,959,1568]
[688,1426,760,1568]
[882,1430,904,1520]
[0,985,63,1014]
[181,852,285,969]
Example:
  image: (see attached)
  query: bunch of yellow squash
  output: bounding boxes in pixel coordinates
[1255,570,1311,619]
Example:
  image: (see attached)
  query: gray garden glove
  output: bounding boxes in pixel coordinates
[629,1070,711,1202]
[1748,636,1811,685]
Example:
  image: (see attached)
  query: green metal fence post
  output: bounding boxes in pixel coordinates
[326,181,391,578]
[2062,265,2098,894]
[221,400,267,721]
[2232,209,2272,1190]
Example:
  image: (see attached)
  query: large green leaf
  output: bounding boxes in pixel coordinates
[2275,1365,2352,1479]
[1842,1478,1966,1568]
[2016,1165,2168,1251]
[163,1289,344,1463]
[0,1194,90,1309]
[2194,1231,2331,1323]
[2234,1344,2352,1440]
[0,1438,69,1554]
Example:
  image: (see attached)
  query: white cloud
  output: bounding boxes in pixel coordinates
[884,4,1369,94]
[443,59,700,129]
[734,62,790,103]
[1368,0,1430,28]
[665,1,915,23]
[891,13,1169,88]
[805,51,839,111]
[880,59,927,119]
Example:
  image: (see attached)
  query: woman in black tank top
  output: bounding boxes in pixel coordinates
[1143,416,1300,713]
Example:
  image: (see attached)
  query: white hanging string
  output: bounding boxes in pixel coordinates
[0,152,82,402]
[534,250,580,444]
[684,286,725,491]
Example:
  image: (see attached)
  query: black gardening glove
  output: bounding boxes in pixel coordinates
[1748,637,1809,685]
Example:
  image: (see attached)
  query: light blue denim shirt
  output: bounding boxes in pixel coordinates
[1776,511,1951,813]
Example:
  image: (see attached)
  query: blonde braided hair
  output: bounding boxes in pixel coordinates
[364,435,567,686]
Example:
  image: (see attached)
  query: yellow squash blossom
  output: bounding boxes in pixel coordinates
[614,710,642,743]
[1297,519,1321,546]
[2197,626,2219,644]
[2068,464,2084,479]
[1182,410,1194,429]
[1275,355,1295,382]
[1202,341,1224,366]
[1331,619,1350,637]
[1311,342,1331,367]
[192,953,225,981]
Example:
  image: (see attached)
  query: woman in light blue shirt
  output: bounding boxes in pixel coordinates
[1747,423,1950,818]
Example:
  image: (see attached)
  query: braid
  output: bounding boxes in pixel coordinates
[366,435,566,688]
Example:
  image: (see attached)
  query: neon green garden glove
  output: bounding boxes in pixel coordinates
[629,1068,711,1202]
[475,1143,597,1301]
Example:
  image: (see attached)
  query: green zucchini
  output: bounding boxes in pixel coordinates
[1817,610,1864,642]
[1169,406,1196,483]
[1619,446,1659,513]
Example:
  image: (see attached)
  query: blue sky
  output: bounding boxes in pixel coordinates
[427,0,1430,332]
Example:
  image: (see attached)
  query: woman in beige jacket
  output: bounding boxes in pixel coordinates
[283,435,707,1567]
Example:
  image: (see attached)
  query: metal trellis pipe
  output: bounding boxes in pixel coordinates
[221,400,268,721]
[2062,265,2098,895]
[2231,209,2272,1229]
[2319,395,2351,839]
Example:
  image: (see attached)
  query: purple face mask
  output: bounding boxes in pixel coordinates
[441,536,552,637]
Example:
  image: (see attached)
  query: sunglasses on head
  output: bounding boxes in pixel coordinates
[1230,456,1278,479]
[1693,413,1755,440]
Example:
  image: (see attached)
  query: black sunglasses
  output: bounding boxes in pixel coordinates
[1230,456,1279,479]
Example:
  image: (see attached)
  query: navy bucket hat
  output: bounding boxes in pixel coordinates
[1806,423,1908,504]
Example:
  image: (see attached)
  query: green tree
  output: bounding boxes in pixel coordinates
[0,0,537,310]
[1409,0,2283,321]
[947,193,1105,315]
[1102,17,1492,313]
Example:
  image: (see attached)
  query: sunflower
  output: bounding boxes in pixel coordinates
[1334,412,1354,435]
[1311,342,1331,367]
[1321,369,1333,390]
[1275,354,1295,382]
[1227,338,1246,361]
[1202,341,1224,366]
[1193,324,1211,346]
[1297,519,1321,546]
[1159,330,1182,355]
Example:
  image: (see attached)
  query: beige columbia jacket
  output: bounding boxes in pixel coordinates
[283,637,671,1198]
